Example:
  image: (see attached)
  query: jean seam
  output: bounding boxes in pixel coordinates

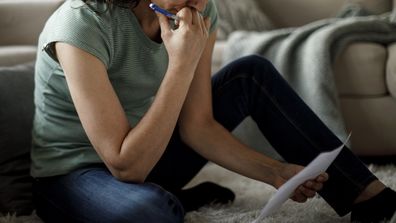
[250,76,368,191]
[250,75,375,208]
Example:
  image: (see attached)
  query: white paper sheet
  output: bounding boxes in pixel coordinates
[252,134,351,223]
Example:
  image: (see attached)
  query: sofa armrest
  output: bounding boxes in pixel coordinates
[387,43,396,98]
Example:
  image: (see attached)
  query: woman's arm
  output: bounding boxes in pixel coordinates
[178,30,283,186]
[56,42,192,183]
[55,8,210,183]
[178,30,328,202]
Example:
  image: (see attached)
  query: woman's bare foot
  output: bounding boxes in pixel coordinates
[353,180,386,204]
[351,181,396,223]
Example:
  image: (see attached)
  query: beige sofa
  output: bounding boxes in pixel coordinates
[213,0,396,157]
[1,0,396,157]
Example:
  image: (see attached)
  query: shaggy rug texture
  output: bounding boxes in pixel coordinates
[1,163,395,223]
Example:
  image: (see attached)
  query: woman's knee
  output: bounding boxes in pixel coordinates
[229,55,276,74]
[215,55,279,85]
[34,176,184,223]
[229,55,282,84]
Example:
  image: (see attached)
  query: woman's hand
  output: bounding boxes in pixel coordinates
[156,7,211,74]
[274,163,329,203]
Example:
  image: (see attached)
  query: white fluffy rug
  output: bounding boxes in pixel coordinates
[1,163,395,223]
[184,163,396,223]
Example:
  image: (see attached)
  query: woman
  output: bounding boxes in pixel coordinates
[31,0,396,222]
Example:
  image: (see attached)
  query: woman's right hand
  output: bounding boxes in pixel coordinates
[274,163,329,203]
[156,7,211,74]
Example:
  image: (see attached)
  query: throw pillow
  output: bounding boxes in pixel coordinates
[0,62,35,216]
[213,0,274,40]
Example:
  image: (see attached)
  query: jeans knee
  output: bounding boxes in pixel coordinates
[224,55,278,81]
[212,54,283,105]
[238,55,275,71]
[243,55,277,75]
[242,54,269,63]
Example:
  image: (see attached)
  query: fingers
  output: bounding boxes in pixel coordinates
[191,8,199,25]
[195,12,210,37]
[291,185,316,203]
[156,12,171,33]
[196,11,204,31]
[176,7,192,27]
[291,190,308,203]
[291,173,329,203]
[317,172,329,182]
[305,180,323,191]
[177,7,210,34]
[299,185,317,197]
[204,16,211,32]
[302,172,328,192]
[198,13,211,35]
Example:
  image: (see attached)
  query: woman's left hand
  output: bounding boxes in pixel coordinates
[274,163,329,203]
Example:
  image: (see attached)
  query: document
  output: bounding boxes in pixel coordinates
[252,134,351,223]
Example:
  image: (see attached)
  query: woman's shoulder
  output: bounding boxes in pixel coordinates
[50,0,114,28]
[38,0,119,69]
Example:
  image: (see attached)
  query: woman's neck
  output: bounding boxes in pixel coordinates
[131,0,161,42]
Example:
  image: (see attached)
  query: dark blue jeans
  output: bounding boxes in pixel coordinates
[33,55,377,222]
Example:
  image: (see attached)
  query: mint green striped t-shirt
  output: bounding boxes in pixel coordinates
[31,0,218,177]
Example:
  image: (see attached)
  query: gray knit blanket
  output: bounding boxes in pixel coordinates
[222,9,396,142]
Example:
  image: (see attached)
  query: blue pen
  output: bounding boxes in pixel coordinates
[149,3,180,21]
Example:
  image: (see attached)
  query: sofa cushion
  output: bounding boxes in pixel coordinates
[0,46,37,67]
[0,62,35,215]
[213,0,274,40]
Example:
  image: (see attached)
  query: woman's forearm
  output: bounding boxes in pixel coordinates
[100,6,212,182]
[180,120,284,187]
[113,66,197,182]
[57,42,200,183]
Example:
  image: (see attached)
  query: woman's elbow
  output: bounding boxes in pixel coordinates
[110,165,147,183]
[113,169,146,183]
[106,156,148,183]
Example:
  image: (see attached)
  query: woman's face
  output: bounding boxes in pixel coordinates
[150,0,208,14]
